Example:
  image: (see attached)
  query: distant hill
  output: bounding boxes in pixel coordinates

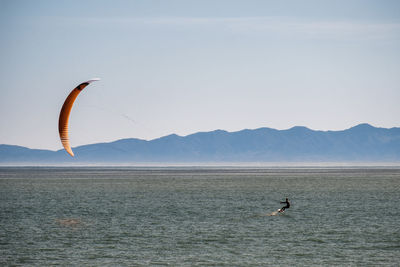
[1,124,400,164]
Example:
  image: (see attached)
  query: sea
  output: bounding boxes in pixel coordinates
[1,166,399,266]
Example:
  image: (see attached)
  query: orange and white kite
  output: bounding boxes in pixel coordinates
[58,78,100,156]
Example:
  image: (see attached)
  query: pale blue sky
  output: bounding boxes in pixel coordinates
[1,0,400,150]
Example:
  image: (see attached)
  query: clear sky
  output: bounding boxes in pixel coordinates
[1,0,400,150]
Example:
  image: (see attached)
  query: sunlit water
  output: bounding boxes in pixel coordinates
[1,167,399,266]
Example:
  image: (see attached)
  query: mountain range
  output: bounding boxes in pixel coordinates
[1,124,400,164]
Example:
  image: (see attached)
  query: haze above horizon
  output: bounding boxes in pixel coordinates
[1,0,399,150]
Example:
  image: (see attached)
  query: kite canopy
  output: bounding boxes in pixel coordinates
[58,78,100,157]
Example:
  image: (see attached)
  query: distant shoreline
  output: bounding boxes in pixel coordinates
[1,162,400,168]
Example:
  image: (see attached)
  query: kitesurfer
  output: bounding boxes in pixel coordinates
[280,198,290,212]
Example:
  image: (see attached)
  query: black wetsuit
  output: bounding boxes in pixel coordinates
[280,199,290,211]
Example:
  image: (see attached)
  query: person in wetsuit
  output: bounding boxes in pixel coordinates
[280,198,290,212]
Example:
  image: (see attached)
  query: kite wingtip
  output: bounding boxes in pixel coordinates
[86,78,101,84]
[66,149,74,157]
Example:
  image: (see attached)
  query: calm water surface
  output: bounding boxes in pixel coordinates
[1,167,399,266]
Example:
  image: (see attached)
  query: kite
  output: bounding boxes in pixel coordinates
[58,78,100,156]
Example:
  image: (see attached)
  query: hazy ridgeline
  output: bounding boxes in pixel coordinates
[1,123,400,164]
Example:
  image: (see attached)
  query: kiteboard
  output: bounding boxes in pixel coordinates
[267,209,284,216]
